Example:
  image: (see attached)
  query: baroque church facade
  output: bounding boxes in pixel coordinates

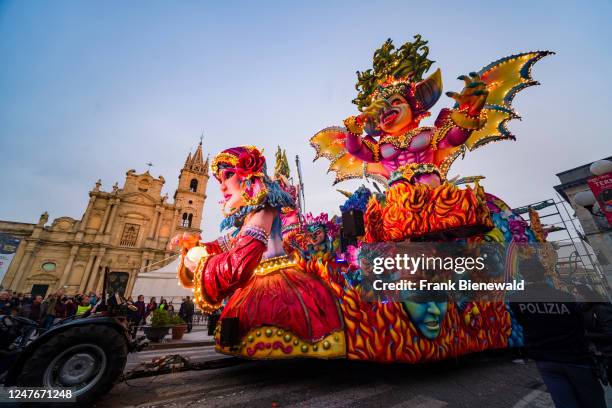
[0,143,208,297]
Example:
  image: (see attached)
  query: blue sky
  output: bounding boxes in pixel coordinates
[1,0,611,240]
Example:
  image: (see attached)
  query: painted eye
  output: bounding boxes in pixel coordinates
[391,99,402,106]
[222,171,235,181]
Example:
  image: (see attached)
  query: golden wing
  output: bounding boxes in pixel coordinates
[311,127,389,185]
[465,51,554,149]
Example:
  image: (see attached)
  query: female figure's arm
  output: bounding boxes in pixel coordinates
[198,209,275,306]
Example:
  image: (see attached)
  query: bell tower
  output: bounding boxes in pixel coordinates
[174,140,209,232]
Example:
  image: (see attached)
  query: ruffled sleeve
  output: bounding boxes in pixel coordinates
[200,235,266,304]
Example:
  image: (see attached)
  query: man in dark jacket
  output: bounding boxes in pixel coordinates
[180,297,195,333]
[134,295,146,325]
[509,258,606,408]
[22,295,43,323]
[0,291,12,315]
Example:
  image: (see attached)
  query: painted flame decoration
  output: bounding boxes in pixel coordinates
[300,256,511,362]
[365,181,493,242]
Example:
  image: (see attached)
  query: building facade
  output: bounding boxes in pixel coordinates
[554,156,612,290]
[0,143,209,298]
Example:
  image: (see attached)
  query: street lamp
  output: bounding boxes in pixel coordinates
[574,190,597,214]
[590,159,612,176]
[574,159,612,217]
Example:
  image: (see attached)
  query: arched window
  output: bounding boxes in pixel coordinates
[189,179,198,193]
[181,213,189,227]
[187,213,193,228]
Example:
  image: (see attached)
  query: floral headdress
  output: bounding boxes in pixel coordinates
[353,36,443,122]
[303,212,340,239]
[211,145,295,231]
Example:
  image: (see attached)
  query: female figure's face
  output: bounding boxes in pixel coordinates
[218,169,246,213]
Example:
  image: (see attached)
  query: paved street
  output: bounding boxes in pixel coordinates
[125,344,226,372]
[98,350,566,408]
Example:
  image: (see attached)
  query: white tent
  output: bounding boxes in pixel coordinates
[131,257,193,309]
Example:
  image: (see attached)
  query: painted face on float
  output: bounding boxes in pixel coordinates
[378,93,414,135]
[402,294,448,339]
[307,226,326,246]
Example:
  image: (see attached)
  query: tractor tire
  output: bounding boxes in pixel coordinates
[16,324,127,404]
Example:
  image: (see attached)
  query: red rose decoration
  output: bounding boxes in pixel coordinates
[236,150,265,176]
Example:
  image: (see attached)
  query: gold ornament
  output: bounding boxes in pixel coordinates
[343,116,364,135]
[192,256,223,314]
[253,255,298,276]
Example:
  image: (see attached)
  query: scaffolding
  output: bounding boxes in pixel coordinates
[513,197,609,295]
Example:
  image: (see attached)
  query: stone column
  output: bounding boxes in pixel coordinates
[104,199,120,234]
[79,196,97,231]
[168,208,180,241]
[139,253,149,273]
[78,251,97,293]
[95,265,107,293]
[149,206,160,239]
[58,245,79,288]
[98,204,112,234]
[13,243,36,292]
[126,268,137,298]
[5,240,28,289]
[86,249,105,292]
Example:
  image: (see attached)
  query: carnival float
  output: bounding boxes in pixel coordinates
[172,36,553,363]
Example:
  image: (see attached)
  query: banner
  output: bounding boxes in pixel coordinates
[587,172,612,226]
[0,234,21,286]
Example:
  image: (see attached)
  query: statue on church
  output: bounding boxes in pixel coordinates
[38,211,49,226]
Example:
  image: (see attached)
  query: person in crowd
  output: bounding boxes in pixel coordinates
[146,297,157,320]
[167,303,175,315]
[130,295,146,337]
[41,290,63,329]
[125,296,137,321]
[88,291,97,306]
[21,295,43,324]
[65,296,77,317]
[179,298,186,319]
[76,295,92,316]
[11,293,24,309]
[55,296,68,319]
[134,295,146,325]
[180,296,195,333]
[0,291,12,315]
[158,298,168,311]
[575,285,612,335]
[509,257,606,408]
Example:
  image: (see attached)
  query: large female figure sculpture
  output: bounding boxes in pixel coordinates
[173,146,345,359]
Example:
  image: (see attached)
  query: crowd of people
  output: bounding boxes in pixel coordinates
[127,295,196,332]
[0,289,197,333]
[0,289,95,329]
